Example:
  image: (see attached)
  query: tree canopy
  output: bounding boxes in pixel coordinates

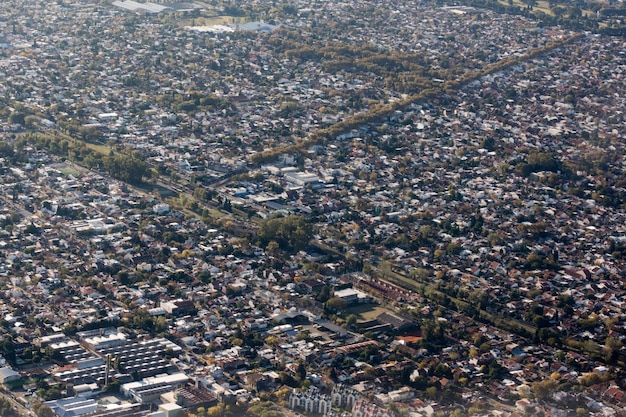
[257,214,313,252]
[103,153,152,185]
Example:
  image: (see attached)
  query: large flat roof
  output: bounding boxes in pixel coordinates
[112,0,169,13]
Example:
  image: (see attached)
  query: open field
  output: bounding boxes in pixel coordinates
[532,0,554,15]
[497,0,596,18]
[134,182,175,197]
[178,15,244,28]
[85,142,114,155]
[57,165,81,177]
[345,303,396,322]
[496,0,554,16]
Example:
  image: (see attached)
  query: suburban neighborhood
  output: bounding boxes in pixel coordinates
[0,0,624,417]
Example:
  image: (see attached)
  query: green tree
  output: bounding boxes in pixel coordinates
[0,397,19,416]
[206,403,225,417]
[449,409,468,417]
[131,308,153,331]
[316,285,331,303]
[531,378,558,401]
[8,112,25,125]
[604,336,623,363]
[0,141,14,158]
[193,187,209,201]
[0,339,16,365]
[421,319,444,342]
[266,240,280,255]
[296,361,307,382]
[103,153,151,184]
[32,402,56,417]
[579,372,601,386]
[325,296,347,313]
[247,402,282,417]
[346,314,358,328]
[257,215,313,251]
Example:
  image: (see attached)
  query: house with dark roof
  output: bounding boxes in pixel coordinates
[376,312,415,332]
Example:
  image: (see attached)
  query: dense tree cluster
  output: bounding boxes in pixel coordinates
[256,214,313,252]
[14,134,152,185]
[32,402,55,417]
[515,150,562,176]
[276,36,437,93]
[156,92,233,115]
[0,140,15,159]
[0,397,19,417]
[102,153,152,185]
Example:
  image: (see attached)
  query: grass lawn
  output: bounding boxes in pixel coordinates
[533,1,555,15]
[496,0,554,16]
[207,208,227,219]
[135,182,176,198]
[179,15,244,28]
[47,131,113,156]
[345,304,396,322]
[86,142,114,156]
[58,165,81,177]
[496,0,596,17]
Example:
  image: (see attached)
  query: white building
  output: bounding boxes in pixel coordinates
[44,397,98,417]
[153,203,171,215]
[0,367,20,384]
[331,384,361,409]
[82,332,127,350]
[122,373,189,404]
[289,387,331,415]
[283,171,320,187]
